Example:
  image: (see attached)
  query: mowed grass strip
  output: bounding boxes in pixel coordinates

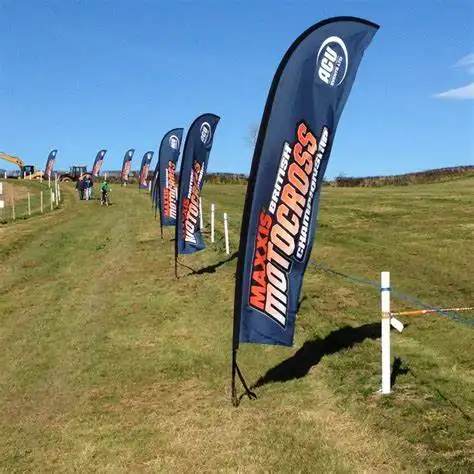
[0,179,472,472]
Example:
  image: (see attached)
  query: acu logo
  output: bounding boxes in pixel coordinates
[169,135,180,150]
[200,122,212,145]
[317,36,349,87]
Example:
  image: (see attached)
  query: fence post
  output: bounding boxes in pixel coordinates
[27,192,31,216]
[211,203,215,243]
[40,191,44,213]
[199,197,204,230]
[381,271,391,394]
[224,212,230,255]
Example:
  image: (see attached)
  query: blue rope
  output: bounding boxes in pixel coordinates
[311,261,474,327]
[311,262,380,290]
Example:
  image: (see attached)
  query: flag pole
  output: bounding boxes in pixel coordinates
[156,177,163,238]
[231,345,256,406]
[231,347,238,406]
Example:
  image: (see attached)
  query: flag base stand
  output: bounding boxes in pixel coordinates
[232,351,257,407]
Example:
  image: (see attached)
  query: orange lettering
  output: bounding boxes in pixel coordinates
[271,223,294,257]
[276,204,299,236]
[293,142,314,175]
[281,184,305,218]
[250,284,266,310]
[297,122,317,154]
[288,162,309,195]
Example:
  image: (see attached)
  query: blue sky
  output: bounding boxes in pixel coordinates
[1,0,473,178]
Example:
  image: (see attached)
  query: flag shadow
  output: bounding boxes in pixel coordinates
[194,251,238,275]
[390,356,410,388]
[252,322,381,389]
[176,251,238,276]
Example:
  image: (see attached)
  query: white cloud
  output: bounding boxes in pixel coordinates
[433,54,474,99]
[454,53,474,68]
[433,82,474,100]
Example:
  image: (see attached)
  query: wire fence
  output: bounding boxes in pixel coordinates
[0,178,61,224]
[311,261,474,327]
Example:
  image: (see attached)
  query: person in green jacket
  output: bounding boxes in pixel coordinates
[100,181,110,206]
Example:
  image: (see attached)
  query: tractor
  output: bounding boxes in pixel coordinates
[58,166,92,182]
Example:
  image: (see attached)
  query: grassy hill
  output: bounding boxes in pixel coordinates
[0,178,473,472]
[96,165,474,187]
[332,165,474,187]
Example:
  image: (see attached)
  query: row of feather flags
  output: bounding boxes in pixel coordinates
[137,115,220,262]
[42,149,108,179]
[141,17,379,406]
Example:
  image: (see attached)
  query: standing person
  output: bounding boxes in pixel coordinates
[100,181,110,206]
[76,177,84,200]
[80,178,86,200]
[88,177,94,200]
[84,176,92,200]
[83,176,88,200]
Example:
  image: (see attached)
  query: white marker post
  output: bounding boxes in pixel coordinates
[148,180,152,192]
[211,203,215,243]
[48,175,51,189]
[40,191,44,213]
[224,212,230,255]
[27,192,31,216]
[11,186,15,220]
[199,197,204,230]
[381,272,391,394]
[51,190,54,210]
[0,182,3,195]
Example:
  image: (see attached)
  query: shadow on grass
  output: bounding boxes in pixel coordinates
[253,322,381,389]
[194,251,238,275]
[176,251,238,277]
[391,356,410,388]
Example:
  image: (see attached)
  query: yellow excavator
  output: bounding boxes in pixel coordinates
[0,152,43,180]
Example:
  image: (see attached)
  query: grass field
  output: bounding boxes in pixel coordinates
[0,180,60,224]
[1,178,473,472]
